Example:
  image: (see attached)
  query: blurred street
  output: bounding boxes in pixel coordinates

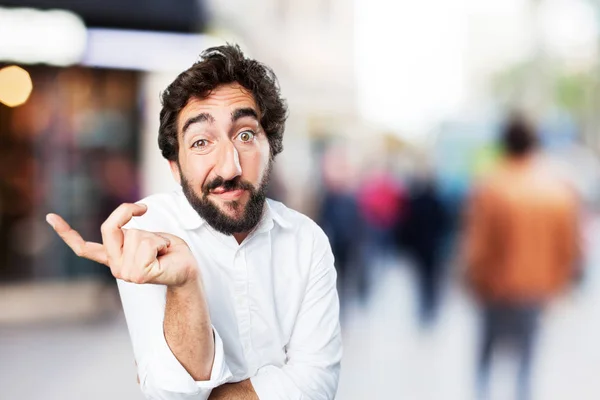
[338,258,600,400]
[3,1,600,399]
[3,214,600,400]
[0,314,142,400]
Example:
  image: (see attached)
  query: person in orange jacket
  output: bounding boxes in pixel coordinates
[463,113,581,400]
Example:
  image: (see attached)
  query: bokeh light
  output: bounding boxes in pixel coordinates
[0,65,33,107]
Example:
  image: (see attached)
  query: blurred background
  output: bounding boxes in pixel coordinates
[2,0,600,399]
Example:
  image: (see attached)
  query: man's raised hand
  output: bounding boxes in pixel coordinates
[46,203,198,286]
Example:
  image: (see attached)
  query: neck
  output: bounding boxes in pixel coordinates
[233,232,249,244]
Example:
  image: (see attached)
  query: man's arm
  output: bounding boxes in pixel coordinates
[208,379,258,400]
[165,272,215,381]
[117,220,232,399]
[47,204,232,399]
[118,277,231,400]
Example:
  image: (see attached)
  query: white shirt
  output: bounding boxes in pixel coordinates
[118,189,342,400]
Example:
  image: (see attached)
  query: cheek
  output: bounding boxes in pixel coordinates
[240,146,269,182]
[180,156,213,187]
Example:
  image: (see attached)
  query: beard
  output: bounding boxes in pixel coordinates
[180,161,272,235]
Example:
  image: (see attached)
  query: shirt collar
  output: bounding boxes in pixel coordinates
[175,189,205,230]
[260,199,293,232]
[175,188,292,232]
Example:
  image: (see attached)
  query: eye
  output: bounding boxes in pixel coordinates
[191,139,208,149]
[238,130,255,143]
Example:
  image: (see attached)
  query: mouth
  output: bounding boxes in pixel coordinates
[209,188,246,200]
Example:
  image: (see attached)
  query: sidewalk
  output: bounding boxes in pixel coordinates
[0,279,120,325]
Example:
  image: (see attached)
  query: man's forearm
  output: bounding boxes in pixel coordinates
[164,270,214,381]
[208,379,258,400]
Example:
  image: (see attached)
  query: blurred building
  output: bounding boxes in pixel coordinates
[0,1,216,283]
[202,0,361,213]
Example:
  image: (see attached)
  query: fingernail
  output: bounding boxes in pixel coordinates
[138,203,148,210]
[46,214,55,229]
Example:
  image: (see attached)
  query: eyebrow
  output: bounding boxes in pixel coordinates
[182,113,215,136]
[181,108,260,139]
[232,107,259,122]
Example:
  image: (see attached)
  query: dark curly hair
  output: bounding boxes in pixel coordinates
[158,44,288,162]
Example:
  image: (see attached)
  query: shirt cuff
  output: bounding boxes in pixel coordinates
[250,365,303,400]
[142,326,232,396]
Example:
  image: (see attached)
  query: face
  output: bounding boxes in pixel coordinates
[170,83,272,235]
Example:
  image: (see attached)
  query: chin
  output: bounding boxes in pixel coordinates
[217,200,246,215]
[213,193,249,207]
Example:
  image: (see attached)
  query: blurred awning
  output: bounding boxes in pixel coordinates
[0,0,207,32]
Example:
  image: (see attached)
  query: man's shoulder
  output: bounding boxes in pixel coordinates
[267,199,329,242]
[268,199,312,227]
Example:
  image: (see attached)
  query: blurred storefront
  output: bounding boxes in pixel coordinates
[0,66,141,281]
[0,0,206,32]
[0,1,214,283]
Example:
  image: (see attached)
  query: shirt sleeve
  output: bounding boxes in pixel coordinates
[250,225,343,400]
[117,219,232,400]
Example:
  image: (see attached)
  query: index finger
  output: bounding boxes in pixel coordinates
[101,203,148,265]
[46,213,108,265]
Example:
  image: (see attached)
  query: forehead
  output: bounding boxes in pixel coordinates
[178,83,259,129]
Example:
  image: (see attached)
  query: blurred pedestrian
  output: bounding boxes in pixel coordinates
[464,113,580,400]
[401,174,447,326]
[318,145,362,310]
[357,165,406,300]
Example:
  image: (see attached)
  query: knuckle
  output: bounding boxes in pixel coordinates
[138,238,154,251]
[72,245,83,257]
[124,228,139,241]
[123,270,145,284]
[109,263,122,278]
[112,203,133,221]
[121,272,133,282]
[111,269,122,280]
[100,221,110,235]
[106,254,116,265]
[120,202,134,212]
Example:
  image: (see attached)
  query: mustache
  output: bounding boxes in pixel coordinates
[202,176,254,196]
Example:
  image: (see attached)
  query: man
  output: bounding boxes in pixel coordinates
[46,44,342,400]
[464,114,580,400]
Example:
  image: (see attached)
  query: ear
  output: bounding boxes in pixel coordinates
[169,160,181,185]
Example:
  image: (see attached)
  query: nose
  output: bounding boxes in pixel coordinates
[214,140,242,182]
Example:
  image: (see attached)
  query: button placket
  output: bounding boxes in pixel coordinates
[233,246,252,359]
